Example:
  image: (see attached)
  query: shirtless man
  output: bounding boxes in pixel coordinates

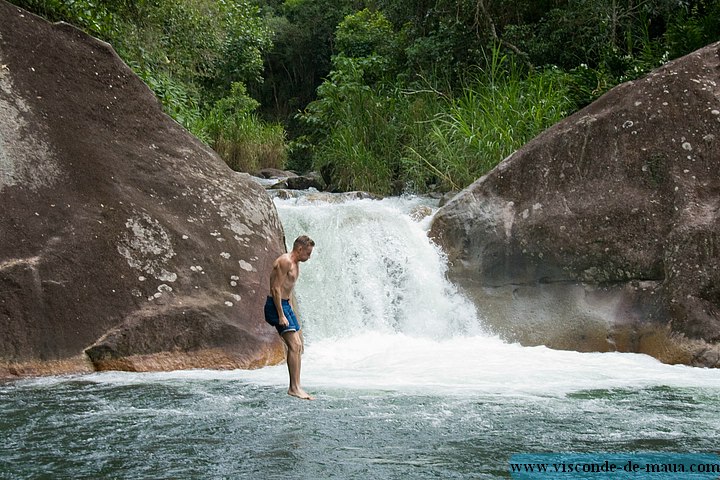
[264,235,315,400]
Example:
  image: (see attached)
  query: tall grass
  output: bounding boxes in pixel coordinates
[412,48,572,190]
[307,56,404,193]
[305,47,572,194]
[199,113,286,172]
[196,83,287,172]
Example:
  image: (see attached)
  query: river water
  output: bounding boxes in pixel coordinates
[2,195,720,479]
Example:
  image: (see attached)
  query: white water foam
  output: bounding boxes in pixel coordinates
[31,332,719,398]
[278,195,481,341]
[233,194,720,397]
[20,195,720,397]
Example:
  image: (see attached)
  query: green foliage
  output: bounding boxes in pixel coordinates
[10,0,120,38]
[137,68,203,130]
[335,8,396,58]
[665,0,720,58]
[302,44,572,194]
[253,0,360,122]
[197,83,287,173]
[12,0,284,174]
[290,8,403,187]
[563,64,615,110]
[11,0,720,192]
[211,1,272,90]
[301,55,401,193]
[295,0,720,193]
[419,52,572,189]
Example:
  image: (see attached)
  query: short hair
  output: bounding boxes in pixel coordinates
[293,235,315,250]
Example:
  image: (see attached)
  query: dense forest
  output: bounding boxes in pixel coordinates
[10,0,720,194]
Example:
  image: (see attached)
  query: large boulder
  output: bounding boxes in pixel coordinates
[430,42,720,367]
[0,2,286,378]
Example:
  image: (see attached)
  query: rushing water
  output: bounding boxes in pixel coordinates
[2,195,720,479]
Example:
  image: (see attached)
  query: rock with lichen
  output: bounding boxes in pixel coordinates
[431,41,720,368]
[0,1,286,378]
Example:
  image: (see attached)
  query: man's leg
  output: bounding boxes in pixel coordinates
[281,331,314,400]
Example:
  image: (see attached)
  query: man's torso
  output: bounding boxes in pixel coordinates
[274,253,299,299]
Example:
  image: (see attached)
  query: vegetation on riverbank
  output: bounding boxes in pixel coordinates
[11,0,720,194]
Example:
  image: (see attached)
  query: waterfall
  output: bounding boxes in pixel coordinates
[3,195,719,480]
[274,194,481,342]
[254,193,720,396]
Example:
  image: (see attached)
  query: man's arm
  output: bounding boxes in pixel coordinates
[270,256,291,327]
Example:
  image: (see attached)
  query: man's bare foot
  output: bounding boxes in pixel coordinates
[288,388,315,400]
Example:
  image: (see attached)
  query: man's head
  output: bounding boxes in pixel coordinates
[292,235,315,262]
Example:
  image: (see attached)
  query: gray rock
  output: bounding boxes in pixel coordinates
[268,189,382,202]
[430,41,720,367]
[0,2,286,377]
[438,191,459,207]
[285,171,326,191]
[257,168,297,179]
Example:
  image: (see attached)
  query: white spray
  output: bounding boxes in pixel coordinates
[237,194,720,396]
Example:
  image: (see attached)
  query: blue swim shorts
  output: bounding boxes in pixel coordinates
[264,296,301,335]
